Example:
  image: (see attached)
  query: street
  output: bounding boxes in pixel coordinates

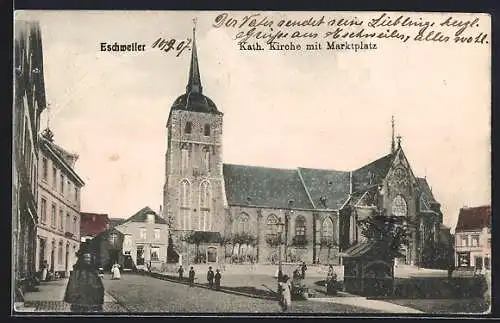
[102,273,382,313]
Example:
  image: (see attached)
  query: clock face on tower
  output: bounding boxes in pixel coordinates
[392,195,408,217]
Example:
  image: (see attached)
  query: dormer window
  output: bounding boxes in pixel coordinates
[319,196,327,208]
[204,124,210,136]
[185,122,192,134]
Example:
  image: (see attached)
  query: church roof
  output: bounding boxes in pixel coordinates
[170,25,221,115]
[223,164,314,209]
[352,153,394,193]
[456,205,491,232]
[416,177,437,202]
[297,168,350,209]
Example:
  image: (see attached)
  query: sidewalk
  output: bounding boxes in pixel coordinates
[310,297,424,314]
[15,278,127,313]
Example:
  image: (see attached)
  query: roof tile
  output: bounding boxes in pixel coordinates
[223,164,314,209]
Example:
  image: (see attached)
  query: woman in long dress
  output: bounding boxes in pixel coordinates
[112,263,121,280]
[278,275,292,312]
[64,251,104,312]
[326,265,337,295]
[41,260,48,281]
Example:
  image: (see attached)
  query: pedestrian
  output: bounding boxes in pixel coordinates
[214,269,222,290]
[207,266,215,289]
[277,268,284,283]
[178,265,184,279]
[111,263,121,280]
[41,260,48,281]
[301,261,307,279]
[188,266,195,287]
[64,250,104,312]
[326,265,337,295]
[278,274,292,312]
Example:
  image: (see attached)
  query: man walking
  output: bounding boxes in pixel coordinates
[207,266,215,289]
[188,266,195,287]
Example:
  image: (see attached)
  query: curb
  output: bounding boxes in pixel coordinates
[146,271,278,301]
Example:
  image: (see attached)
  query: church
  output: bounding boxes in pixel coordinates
[163,25,452,269]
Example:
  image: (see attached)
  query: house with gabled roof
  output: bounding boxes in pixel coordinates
[163,24,451,269]
[454,205,491,270]
[87,206,168,271]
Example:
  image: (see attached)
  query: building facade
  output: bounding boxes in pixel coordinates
[80,212,111,242]
[36,130,85,277]
[13,20,47,291]
[455,205,491,270]
[163,26,451,269]
[88,207,169,271]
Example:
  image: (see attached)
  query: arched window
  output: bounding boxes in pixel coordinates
[295,215,306,237]
[266,214,279,237]
[322,217,334,240]
[392,195,408,217]
[199,181,211,231]
[179,179,191,230]
[238,213,250,233]
[185,122,192,134]
[181,144,189,174]
[203,147,210,172]
[204,124,210,136]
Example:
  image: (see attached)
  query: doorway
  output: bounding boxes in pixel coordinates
[65,245,69,274]
[475,257,483,270]
[38,238,46,270]
[136,246,145,266]
[207,247,217,263]
[50,242,55,271]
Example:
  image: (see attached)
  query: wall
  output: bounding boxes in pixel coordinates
[225,206,340,264]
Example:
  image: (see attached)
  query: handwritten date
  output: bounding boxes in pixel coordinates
[152,37,192,57]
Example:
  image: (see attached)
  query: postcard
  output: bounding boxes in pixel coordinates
[13,10,491,315]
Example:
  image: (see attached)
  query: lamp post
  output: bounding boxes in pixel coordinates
[277,218,285,281]
[284,200,294,263]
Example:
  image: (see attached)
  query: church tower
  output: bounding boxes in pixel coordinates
[163,22,225,246]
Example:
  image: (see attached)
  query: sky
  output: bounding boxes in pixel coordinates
[15,11,490,231]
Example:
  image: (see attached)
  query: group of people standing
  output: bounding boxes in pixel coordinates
[178,265,222,290]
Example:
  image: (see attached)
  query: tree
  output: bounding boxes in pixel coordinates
[232,232,257,260]
[217,234,233,259]
[357,208,409,257]
[181,231,213,263]
[320,237,337,262]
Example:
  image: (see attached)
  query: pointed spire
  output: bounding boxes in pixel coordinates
[186,18,203,94]
[391,115,396,154]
